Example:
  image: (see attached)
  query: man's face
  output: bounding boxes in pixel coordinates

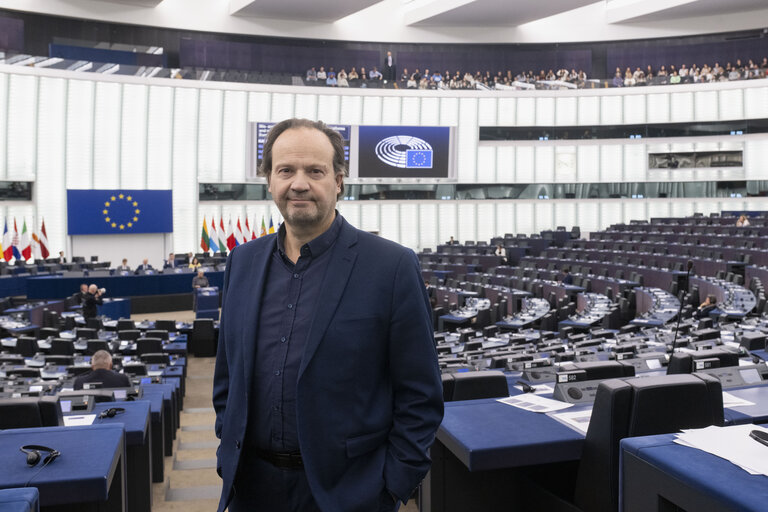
[143,259,148,265]
[268,127,341,231]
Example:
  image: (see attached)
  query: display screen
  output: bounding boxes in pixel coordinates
[358,126,451,178]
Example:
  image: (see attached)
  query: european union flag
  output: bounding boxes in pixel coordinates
[406,150,433,169]
[67,189,173,235]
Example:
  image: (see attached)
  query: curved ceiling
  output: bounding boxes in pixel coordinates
[2,0,768,44]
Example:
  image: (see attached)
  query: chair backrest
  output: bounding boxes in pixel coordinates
[39,326,60,338]
[75,327,96,340]
[38,395,63,427]
[146,329,169,340]
[117,319,136,331]
[137,337,163,356]
[51,338,75,355]
[449,370,509,401]
[574,373,724,512]
[0,398,43,429]
[45,355,74,366]
[86,317,103,330]
[154,320,177,332]
[14,336,39,357]
[86,339,110,355]
[117,329,141,341]
[140,352,171,365]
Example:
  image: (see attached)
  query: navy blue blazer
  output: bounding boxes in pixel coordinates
[212,216,443,512]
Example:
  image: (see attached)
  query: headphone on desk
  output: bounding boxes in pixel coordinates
[98,407,125,419]
[20,445,60,467]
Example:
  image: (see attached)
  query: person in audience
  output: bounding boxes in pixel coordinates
[305,67,317,83]
[212,118,442,512]
[494,243,507,264]
[407,73,417,89]
[82,284,103,320]
[737,214,751,227]
[447,236,458,245]
[74,349,131,390]
[400,68,409,83]
[164,252,177,269]
[325,67,337,87]
[73,283,88,306]
[134,258,154,274]
[192,268,209,289]
[359,66,368,86]
[369,66,383,81]
[348,67,359,84]
[188,256,202,269]
[117,258,131,272]
[57,251,66,264]
[316,66,326,81]
[383,50,396,83]
[337,68,348,87]
[624,67,636,86]
[559,267,574,285]
[669,70,681,84]
[612,71,623,87]
[695,294,718,319]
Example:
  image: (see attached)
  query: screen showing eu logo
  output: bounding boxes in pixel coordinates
[358,126,450,178]
[67,190,173,235]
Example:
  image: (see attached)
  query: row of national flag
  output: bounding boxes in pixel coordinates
[200,215,276,252]
[0,218,50,262]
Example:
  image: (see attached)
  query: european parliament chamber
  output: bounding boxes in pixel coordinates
[1,1,768,511]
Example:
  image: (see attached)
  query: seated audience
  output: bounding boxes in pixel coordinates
[736,214,751,227]
[337,69,349,87]
[134,258,154,274]
[192,269,210,289]
[695,294,718,319]
[116,258,131,272]
[559,267,574,285]
[164,252,177,269]
[189,256,202,269]
[305,67,317,83]
[74,350,131,390]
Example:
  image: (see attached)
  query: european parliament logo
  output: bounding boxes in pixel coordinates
[375,135,433,169]
[102,193,141,231]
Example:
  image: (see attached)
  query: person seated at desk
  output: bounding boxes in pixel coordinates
[447,236,458,245]
[188,256,201,270]
[695,294,717,319]
[163,252,177,269]
[74,350,131,390]
[57,251,66,264]
[116,258,131,273]
[192,269,209,289]
[736,214,750,227]
[134,258,154,274]
[82,284,104,320]
[73,283,88,306]
[494,243,507,264]
[558,267,574,285]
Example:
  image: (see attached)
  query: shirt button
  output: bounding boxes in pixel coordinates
[287,304,293,309]
[280,336,286,343]
[293,273,299,279]
[275,370,281,376]
[272,405,279,411]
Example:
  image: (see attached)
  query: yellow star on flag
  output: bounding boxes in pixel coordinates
[111,195,116,201]
[127,196,132,201]
[119,224,125,230]
[111,222,116,228]
[105,201,110,207]
[103,209,108,214]
[118,194,124,199]
[135,209,140,214]
[105,217,110,222]
[127,222,133,227]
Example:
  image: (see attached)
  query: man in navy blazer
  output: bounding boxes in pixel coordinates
[213,118,443,512]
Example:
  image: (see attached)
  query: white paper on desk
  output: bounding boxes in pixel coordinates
[674,424,768,476]
[550,408,593,435]
[63,414,96,426]
[498,394,574,413]
[722,391,755,408]
[513,383,554,396]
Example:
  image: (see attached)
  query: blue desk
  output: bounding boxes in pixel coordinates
[97,298,131,320]
[141,383,176,456]
[424,398,585,512]
[0,275,31,297]
[26,271,225,300]
[137,390,166,483]
[723,386,768,425]
[0,425,125,511]
[621,432,768,512]
[85,402,151,512]
[0,488,39,512]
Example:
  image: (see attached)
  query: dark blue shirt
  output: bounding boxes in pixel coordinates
[247,213,342,452]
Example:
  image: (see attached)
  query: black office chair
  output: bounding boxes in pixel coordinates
[75,327,96,340]
[122,363,148,377]
[5,367,41,378]
[86,317,103,330]
[0,398,44,429]
[39,326,60,338]
[573,373,723,512]
[190,319,216,357]
[117,329,141,341]
[50,338,75,355]
[44,355,74,366]
[137,338,163,356]
[38,396,63,427]
[116,319,136,331]
[140,353,170,365]
[154,320,177,332]
[13,336,39,357]
[448,370,509,401]
[146,329,169,341]
[86,339,110,355]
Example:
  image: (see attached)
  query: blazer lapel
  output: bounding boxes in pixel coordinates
[298,220,358,379]
[241,238,276,393]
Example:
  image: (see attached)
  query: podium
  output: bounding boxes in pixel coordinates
[194,287,219,321]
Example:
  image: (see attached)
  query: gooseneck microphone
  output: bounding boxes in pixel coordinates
[670,260,694,354]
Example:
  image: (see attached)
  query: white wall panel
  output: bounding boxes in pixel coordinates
[439,97,459,125]
[419,97,439,125]
[497,98,516,125]
[317,94,341,124]
[478,97,497,126]
[363,96,383,125]
[7,74,38,180]
[744,87,768,119]
[92,81,121,189]
[514,202,535,235]
[457,203,476,243]
[457,98,478,182]
[694,90,718,122]
[623,94,646,125]
[600,96,623,125]
[221,90,247,183]
[670,91,694,122]
[534,202,554,231]
[360,202,380,233]
[171,87,199,253]
[476,146,496,182]
[745,139,768,179]
[380,203,400,244]
[120,83,149,188]
[554,202,576,231]
[535,146,554,183]
[418,203,438,250]
[578,96,600,125]
[339,95,362,125]
[381,96,402,125]
[692,200,720,217]
[535,97,555,126]
[248,91,271,122]
[600,202,622,231]
[0,74,6,179]
[646,93,670,123]
[555,146,577,183]
[401,96,421,125]
[555,96,577,126]
[399,203,418,249]
[438,203,457,242]
[36,77,66,255]
[576,202,600,237]
[146,85,174,188]
[515,146,534,183]
[600,145,623,182]
[623,144,646,182]
[496,203,514,236]
[497,146,515,182]
[670,200,693,218]
[718,89,743,120]
[294,94,318,120]
[476,203,495,243]
[647,201,671,219]
[623,200,646,224]
[65,79,95,188]
[196,88,223,182]
[337,202,360,229]
[577,145,599,182]
[271,92,294,122]
[516,97,535,126]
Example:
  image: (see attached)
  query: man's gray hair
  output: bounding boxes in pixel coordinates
[91,350,112,369]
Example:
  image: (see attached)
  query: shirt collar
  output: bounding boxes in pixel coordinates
[277,211,342,260]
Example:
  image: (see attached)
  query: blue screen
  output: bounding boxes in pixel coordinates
[358,126,450,178]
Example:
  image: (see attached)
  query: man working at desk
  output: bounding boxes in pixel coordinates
[74,350,131,390]
[213,118,443,512]
[192,269,209,289]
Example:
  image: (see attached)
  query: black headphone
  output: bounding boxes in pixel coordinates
[98,407,126,419]
[20,445,60,467]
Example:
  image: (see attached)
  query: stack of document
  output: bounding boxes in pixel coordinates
[675,424,768,476]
